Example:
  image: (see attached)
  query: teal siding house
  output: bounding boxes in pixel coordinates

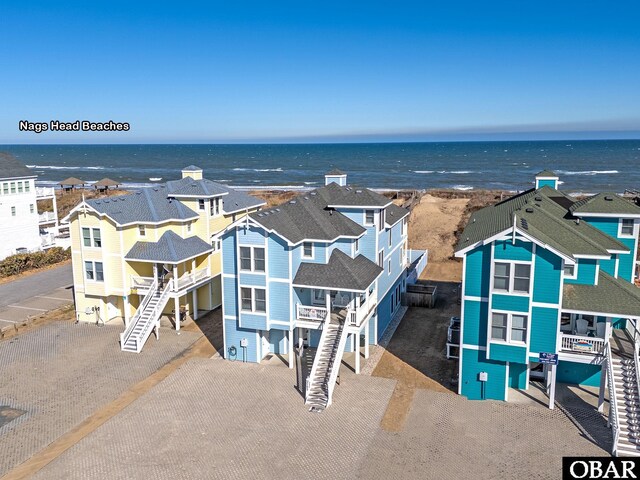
[218,170,427,409]
[454,171,640,453]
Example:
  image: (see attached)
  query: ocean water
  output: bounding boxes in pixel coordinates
[3,140,640,193]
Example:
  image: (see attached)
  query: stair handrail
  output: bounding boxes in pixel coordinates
[327,323,350,406]
[305,311,331,403]
[120,278,158,348]
[133,280,173,352]
[606,343,620,456]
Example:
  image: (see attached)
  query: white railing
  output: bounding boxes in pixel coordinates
[134,281,173,353]
[606,344,620,456]
[120,278,159,351]
[38,211,57,224]
[174,267,211,291]
[36,186,55,199]
[305,317,333,404]
[346,294,377,327]
[560,333,605,355]
[297,303,328,322]
[131,276,155,290]
[40,233,55,247]
[327,325,350,406]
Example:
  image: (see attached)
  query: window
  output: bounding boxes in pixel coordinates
[10,183,16,194]
[254,247,265,272]
[92,228,101,247]
[388,229,392,247]
[239,246,265,272]
[388,260,391,274]
[82,228,101,247]
[210,198,221,215]
[17,182,23,193]
[24,182,30,192]
[30,204,34,214]
[2,183,7,195]
[139,225,146,237]
[240,247,252,270]
[492,262,531,294]
[212,239,221,251]
[400,247,404,266]
[83,228,91,246]
[84,261,104,282]
[402,218,407,236]
[378,209,385,231]
[621,219,634,236]
[198,199,205,211]
[303,242,313,258]
[313,289,325,305]
[491,313,508,341]
[241,287,266,313]
[491,312,528,344]
[365,210,375,225]
[563,264,576,279]
[187,222,192,233]
[11,206,16,216]
[355,238,359,253]
[378,250,384,267]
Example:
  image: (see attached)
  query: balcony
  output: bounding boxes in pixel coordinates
[296,288,377,328]
[297,304,328,322]
[131,267,211,295]
[40,232,55,248]
[559,332,605,356]
[38,211,57,224]
[36,187,55,199]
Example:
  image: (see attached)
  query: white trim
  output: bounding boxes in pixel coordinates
[459,254,467,395]
[167,191,230,199]
[614,255,620,278]
[491,259,533,296]
[573,254,610,260]
[455,228,514,257]
[505,362,509,401]
[531,301,560,309]
[489,310,529,346]
[595,263,600,285]
[463,295,489,303]
[562,261,577,280]
[239,285,267,314]
[238,245,266,273]
[619,218,636,238]
[561,307,640,321]
[461,344,487,351]
[574,212,640,219]
[329,202,393,209]
[302,241,314,259]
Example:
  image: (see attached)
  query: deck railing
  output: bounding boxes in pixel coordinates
[606,344,620,456]
[559,333,605,355]
[346,294,377,327]
[297,304,328,322]
[36,187,55,199]
[131,276,155,290]
[174,267,210,291]
[38,211,57,224]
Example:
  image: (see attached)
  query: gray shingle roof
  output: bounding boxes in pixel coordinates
[385,203,410,226]
[0,153,35,179]
[166,177,230,197]
[536,170,558,178]
[320,182,391,208]
[86,186,199,225]
[293,250,382,292]
[125,230,212,263]
[326,169,346,176]
[59,177,86,186]
[570,193,640,216]
[456,186,629,258]
[250,185,366,244]
[563,271,640,318]
[182,165,202,171]
[222,189,266,214]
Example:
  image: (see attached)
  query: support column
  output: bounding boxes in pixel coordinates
[525,363,530,391]
[598,359,607,413]
[548,363,557,410]
[544,364,551,394]
[123,295,130,327]
[174,296,180,332]
[52,192,59,229]
[208,282,213,310]
[288,329,294,369]
[364,321,370,359]
[192,289,198,320]
[355,333,361,374]
[173,265,178,290]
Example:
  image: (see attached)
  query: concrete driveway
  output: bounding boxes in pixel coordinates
[0,264,73,329]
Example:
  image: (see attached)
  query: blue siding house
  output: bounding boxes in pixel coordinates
[218,170,427,409]
[455,170,640,456]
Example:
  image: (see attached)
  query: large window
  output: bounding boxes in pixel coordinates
[92,228,101,247]
[378,209,385,231]
[563,264,576,279]
[378,250,384,268]
[11,206,16,217]
[240,287,266,313]
[493,262,531,294]
[491,312,527,344]
[388,229,392,247]
[198,199,205,211]
[302,242,313,258]
[2,183,7,195]
[239,246,265,272]
[84,261,104,282]
[365,210,375,225]
[82,228,91,247]
[621,218,634,236]
[210,198,221,215]
[82,228,101,247]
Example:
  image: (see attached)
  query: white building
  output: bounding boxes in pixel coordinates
[0,153,59,260]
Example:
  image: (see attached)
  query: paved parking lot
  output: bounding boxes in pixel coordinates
[0,265,74,329]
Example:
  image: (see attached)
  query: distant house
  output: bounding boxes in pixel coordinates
[0,153,59,259]
[454,171,640,456]
[217,170,427,409]
[63,166,265,352]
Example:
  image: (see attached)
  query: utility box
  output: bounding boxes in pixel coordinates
[478,372,488,382]
[240,338,248,348]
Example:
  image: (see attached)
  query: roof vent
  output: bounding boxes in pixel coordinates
[275,208,280,212]
[605,195,613,201]
[289,200,296,204]
[120,198,126,201]
[356,189,362,194]
[525,208,534,213]
[310,192,316,196]
[258,213,264,217]
[95,201,101,205]
[304,196,309,200]
[472,218,476,223]
[521,219,528,229]
[534,196,542,202]
[136,191,141,195]
[576,218,580,225]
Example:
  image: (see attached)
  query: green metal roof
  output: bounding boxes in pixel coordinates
[536,170,558,178]
[562,271,640,318]
[455,186,629,257]
[570,192,640,216]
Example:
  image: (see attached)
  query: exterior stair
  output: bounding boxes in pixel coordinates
[608,350,640,456]
[305,316,349,411]
[120,280,172,353]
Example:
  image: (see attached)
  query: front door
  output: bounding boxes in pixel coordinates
[261,330,270,358]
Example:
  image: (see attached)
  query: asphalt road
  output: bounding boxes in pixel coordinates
[0,264,74,328]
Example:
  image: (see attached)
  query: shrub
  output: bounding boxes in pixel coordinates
[0,247,71,278]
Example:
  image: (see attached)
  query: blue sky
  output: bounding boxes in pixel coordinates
[2,1,640,143]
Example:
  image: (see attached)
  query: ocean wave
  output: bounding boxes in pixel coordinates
[557,170,619,176]
[414,170,434,174]
[232,167,283,172]
[303,181,317,185]
[27,164,105,170]
[437,170,473,174]
[453,185,474,191]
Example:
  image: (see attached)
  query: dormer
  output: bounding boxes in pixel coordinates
[182,165,203,180]
[535,170,559,189]
[325,169,347,186]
